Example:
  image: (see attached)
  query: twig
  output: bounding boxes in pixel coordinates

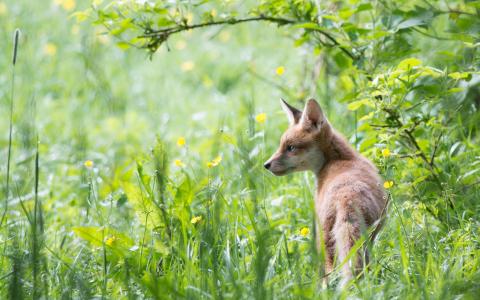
[139,15,356,60]
[412,27,452,41]
[430,132,443,167]
[141,16,295,37]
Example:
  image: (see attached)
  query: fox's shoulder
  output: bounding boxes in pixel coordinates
[319,157,382,194]
[323,156,379,177]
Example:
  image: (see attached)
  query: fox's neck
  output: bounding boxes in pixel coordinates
[315,125,357,172]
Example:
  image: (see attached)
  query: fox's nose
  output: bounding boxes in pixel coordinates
[264,162,271,170]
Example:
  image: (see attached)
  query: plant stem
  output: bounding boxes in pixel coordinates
[1,29,21,228]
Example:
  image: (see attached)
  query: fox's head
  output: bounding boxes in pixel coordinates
[264,98,329,176]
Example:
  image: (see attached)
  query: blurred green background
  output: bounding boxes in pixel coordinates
[1,0,479,299]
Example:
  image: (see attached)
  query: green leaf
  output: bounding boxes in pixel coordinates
[447,87,464,93]
[448,72,471,80]
[397,18,425,30]
[339,8,354,20]
[293,23,329,32]
[71,10,90,23]
[356,3,373,13]
[322,15,340,22]
[116,41,131,50]
[72,226,134,252]
[347,98,375,111]
[359,111,374,121]
[397,58,422,70]
[411,175,428,186]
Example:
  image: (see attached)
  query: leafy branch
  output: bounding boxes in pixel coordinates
[138,15,356,60]
[376,107,459,214]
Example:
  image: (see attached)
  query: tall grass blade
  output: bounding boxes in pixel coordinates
[1,29,21,227]
[32,138,43,298]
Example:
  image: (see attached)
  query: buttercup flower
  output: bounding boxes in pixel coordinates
[55,0,76,11]
[174,159,185,167]
[62,0,76,11]
[177,136,186,147]
[382,148,391,158]
[384,181,394,189]
[43,43,57,56]
[84,160,94,168]
[207,155,222,168]
[255,113,267,124]
[191,216,202,224]
[105,235,117,246]
[300,227,310,237]
[275,66,285,76]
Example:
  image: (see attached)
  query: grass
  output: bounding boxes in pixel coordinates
[1,0,479,299]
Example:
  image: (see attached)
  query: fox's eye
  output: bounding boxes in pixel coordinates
[286,145,296,152]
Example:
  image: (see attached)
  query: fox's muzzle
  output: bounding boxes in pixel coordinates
[264,153,291,176]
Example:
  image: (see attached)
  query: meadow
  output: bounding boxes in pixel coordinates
[1,0,479,299]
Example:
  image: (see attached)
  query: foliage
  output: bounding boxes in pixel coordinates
[1,0,480,299]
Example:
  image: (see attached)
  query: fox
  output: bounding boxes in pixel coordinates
[264,98,387,287]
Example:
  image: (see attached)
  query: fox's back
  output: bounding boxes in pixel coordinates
[315,156,386,228]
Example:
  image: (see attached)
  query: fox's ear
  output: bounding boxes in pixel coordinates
[280,98,302,125]
[300,99,325,130]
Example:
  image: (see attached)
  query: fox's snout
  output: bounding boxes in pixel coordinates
[264,154,291,176]
[264,154,279,171]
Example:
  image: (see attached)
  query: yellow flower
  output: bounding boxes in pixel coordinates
[61,0,76,11]
[275,66,285,76]
[382,148,391,158]
[177,136,186,147]
[174,159,185,168]
[300,227,310,237]
[84,160,94,168]
[255,113,267,124]
[191,216,202,224]
[207,155,222,168]
[383,181,394,189]
[43,43,57,56]
[181,61,195,72]
[105,235,117,246]
[0,2,8,16]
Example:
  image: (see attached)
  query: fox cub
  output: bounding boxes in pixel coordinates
[264,99,386,287]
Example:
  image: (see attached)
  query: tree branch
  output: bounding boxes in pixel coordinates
[139,15,356,60]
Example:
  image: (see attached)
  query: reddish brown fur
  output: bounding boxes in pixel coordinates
[265,99,386,288]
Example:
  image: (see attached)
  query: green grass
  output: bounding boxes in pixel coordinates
[1,0,479,299]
